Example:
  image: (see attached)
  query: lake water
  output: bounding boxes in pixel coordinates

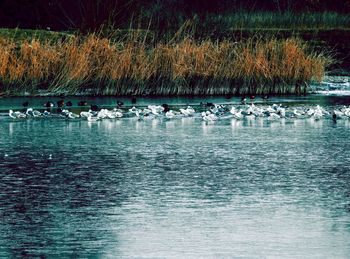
[1,93,350,258]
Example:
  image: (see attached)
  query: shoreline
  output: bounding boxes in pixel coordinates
[1,75,348,98]
[1,92,349,111]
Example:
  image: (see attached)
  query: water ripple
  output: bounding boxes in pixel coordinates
[0,111,350,257]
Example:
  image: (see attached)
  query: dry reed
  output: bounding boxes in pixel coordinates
[0,33,331,95]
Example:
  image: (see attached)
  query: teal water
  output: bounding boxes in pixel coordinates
[0,95,350,258]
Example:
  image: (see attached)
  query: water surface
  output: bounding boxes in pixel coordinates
[0,97,350,258]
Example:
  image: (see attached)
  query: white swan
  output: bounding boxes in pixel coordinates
[60,109,70,117]
[68,112,79,119]
[97,109,108,119]
[246,105,254,115]
[340,106,350,116]
[106,112,116,119]
[293,109,304,118]
[142,108,152,116]
[26,108,41,117]
[316,105,329,115]
[266,105,276,113]
[343,106,350,117]
[277,106,286,118]
[112,109,123,118]
[232,109,243,120]
[313,109,323,120]
[43,110,51,116]
[80,111,92,118]
[210,104,225,114]
[180,106,195,116]
[253,106,264,117]
[202,111,217,122]
[129,107,141,117]
[165,110,175,119]
[306,108,315,117]
[186,106,195,114]
[25,108,33,116]
[229,106,237,115]
[333,110,344,118]
[148,105,164,115]
[9,110,26,119]
[268,113,280,121]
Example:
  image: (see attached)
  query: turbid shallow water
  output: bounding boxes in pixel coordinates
[1,94,350,258]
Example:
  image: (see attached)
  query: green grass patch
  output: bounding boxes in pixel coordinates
[0,28,75,42]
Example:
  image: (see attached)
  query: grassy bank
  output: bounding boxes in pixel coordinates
[0,30,331,96]
[0,28,75,42]
[194,12,350,32]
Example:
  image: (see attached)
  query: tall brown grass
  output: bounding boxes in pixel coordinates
[0,33,331,95]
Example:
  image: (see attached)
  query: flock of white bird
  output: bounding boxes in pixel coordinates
[8,103,350,122]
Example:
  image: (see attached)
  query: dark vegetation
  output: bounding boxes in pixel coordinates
[0,0,349,31]
[0,0,348,96]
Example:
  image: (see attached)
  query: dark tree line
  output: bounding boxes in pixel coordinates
[0,0,137,30]
[0,0,349,31]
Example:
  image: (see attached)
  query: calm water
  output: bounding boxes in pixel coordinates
[1,96,350,258]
